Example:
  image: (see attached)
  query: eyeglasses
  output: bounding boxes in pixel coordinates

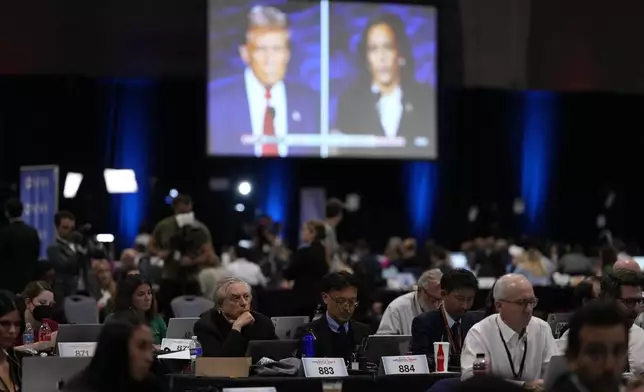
[502,298,539,308]
[419,287,442,303]
[330,297,359,308]
[618,297,644,308]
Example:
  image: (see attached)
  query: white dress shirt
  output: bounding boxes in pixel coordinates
[245,67,288,157]
[225,258,268,287]
[377,291,423,335]
[373,84,403,138]
[558,323,644,374]
[461,314,558,382]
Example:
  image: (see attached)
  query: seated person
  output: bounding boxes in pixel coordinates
[295,272,370,363]
[460,274,557,390]
[410,268,479,369]
[16,281,58,349]
[377,268,442,335]
[194,277,277,357]
[104,275,167,345]
[0,290,27,391]
[64,316,165,392]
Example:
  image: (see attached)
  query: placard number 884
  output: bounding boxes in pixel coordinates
[398,364,415,372]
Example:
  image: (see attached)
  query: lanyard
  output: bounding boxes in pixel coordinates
[496,321,527,380]
[440,307,462,354]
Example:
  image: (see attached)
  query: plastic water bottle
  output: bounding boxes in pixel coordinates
[39,321,52,342]
[23,323,34,345]
[189,336,202,374]
[301,330,316,357]
[473,353,488,375]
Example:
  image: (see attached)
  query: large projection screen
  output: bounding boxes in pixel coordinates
[207,0,438,159]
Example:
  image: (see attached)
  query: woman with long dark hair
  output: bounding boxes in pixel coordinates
[16,281,58,346]
[64,317,164,392]
[334,12,436,157]
[0,290,24,392]
[105,275,166,345]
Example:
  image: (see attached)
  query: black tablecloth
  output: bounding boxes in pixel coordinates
[168,373,459,392]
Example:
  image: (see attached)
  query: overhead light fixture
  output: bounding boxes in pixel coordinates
[104,169,138,194]
[63,172,83,199]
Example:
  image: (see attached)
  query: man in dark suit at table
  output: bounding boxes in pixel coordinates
[0,198,41,293]
[410,268,480,370]
[208,5,320,157]
[295,272,370,363]
[334,13,436,158]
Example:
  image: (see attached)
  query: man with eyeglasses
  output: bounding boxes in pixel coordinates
[377,268,442,335]
[549,301,629,392]
[558,269,644,375]
[295,272,370,363]
[461,274,557,391]
[410,268,479,370]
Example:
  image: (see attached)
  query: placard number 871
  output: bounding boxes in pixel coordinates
[398,364,415,372]
[318,367,335,375]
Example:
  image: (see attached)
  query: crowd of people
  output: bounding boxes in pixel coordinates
[0,194,643,392]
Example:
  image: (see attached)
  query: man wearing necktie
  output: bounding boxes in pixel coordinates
[207,5,320,157]
[410,268,480,370]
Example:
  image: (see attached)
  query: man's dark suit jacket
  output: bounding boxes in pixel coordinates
[0,220,40,293]
[334,80,436,158]
[410,309,484,368]
[294,315,371,361]
[194,309,277,358]
[208,76,320,156]
[46,239,80,298]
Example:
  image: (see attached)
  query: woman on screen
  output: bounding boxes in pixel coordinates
[334,13,436,157]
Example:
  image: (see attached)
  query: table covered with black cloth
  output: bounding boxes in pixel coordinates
[167,373,459,392]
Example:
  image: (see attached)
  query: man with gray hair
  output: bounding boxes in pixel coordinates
[194,277,277,357]
[207,4,319,157]
[377,269,443,335]
[461,274,557,390]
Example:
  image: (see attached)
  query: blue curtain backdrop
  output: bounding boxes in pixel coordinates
[104,79,154,250]
[258,159,292,236]
[404,161,438,240]
[520,91,557,235]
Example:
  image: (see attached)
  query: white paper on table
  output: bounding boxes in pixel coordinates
[157,350,191,360]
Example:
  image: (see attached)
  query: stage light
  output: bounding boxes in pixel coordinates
[63,172,83,199]
[104,169,138,194]
[169,189,179,198]
[96,233,115,243]
[235,203,245,212]
[237,181,252,196]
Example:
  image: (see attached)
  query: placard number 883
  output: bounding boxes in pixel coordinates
[318,367,335,375]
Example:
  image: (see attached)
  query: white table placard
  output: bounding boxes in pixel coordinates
[161,338,192,352]
[302,358,348,378]
[58,342,97,358]
[381,355,430,375]
[223,388,277,392]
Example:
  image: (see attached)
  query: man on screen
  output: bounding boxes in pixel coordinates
[208,5,319,157]
[334,13,436,157]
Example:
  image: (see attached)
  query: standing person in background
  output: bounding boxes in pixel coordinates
[148,194,218,318]
[0,198,40,294]
[283,220,329,317]
[46,211,80,299]
[377,268,442,335]
[323,198,344,271]
[63,317,165,392]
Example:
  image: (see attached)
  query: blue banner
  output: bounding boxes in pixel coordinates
[19,166,59,258]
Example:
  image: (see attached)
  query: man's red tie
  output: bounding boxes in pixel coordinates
[262,88,278,157]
